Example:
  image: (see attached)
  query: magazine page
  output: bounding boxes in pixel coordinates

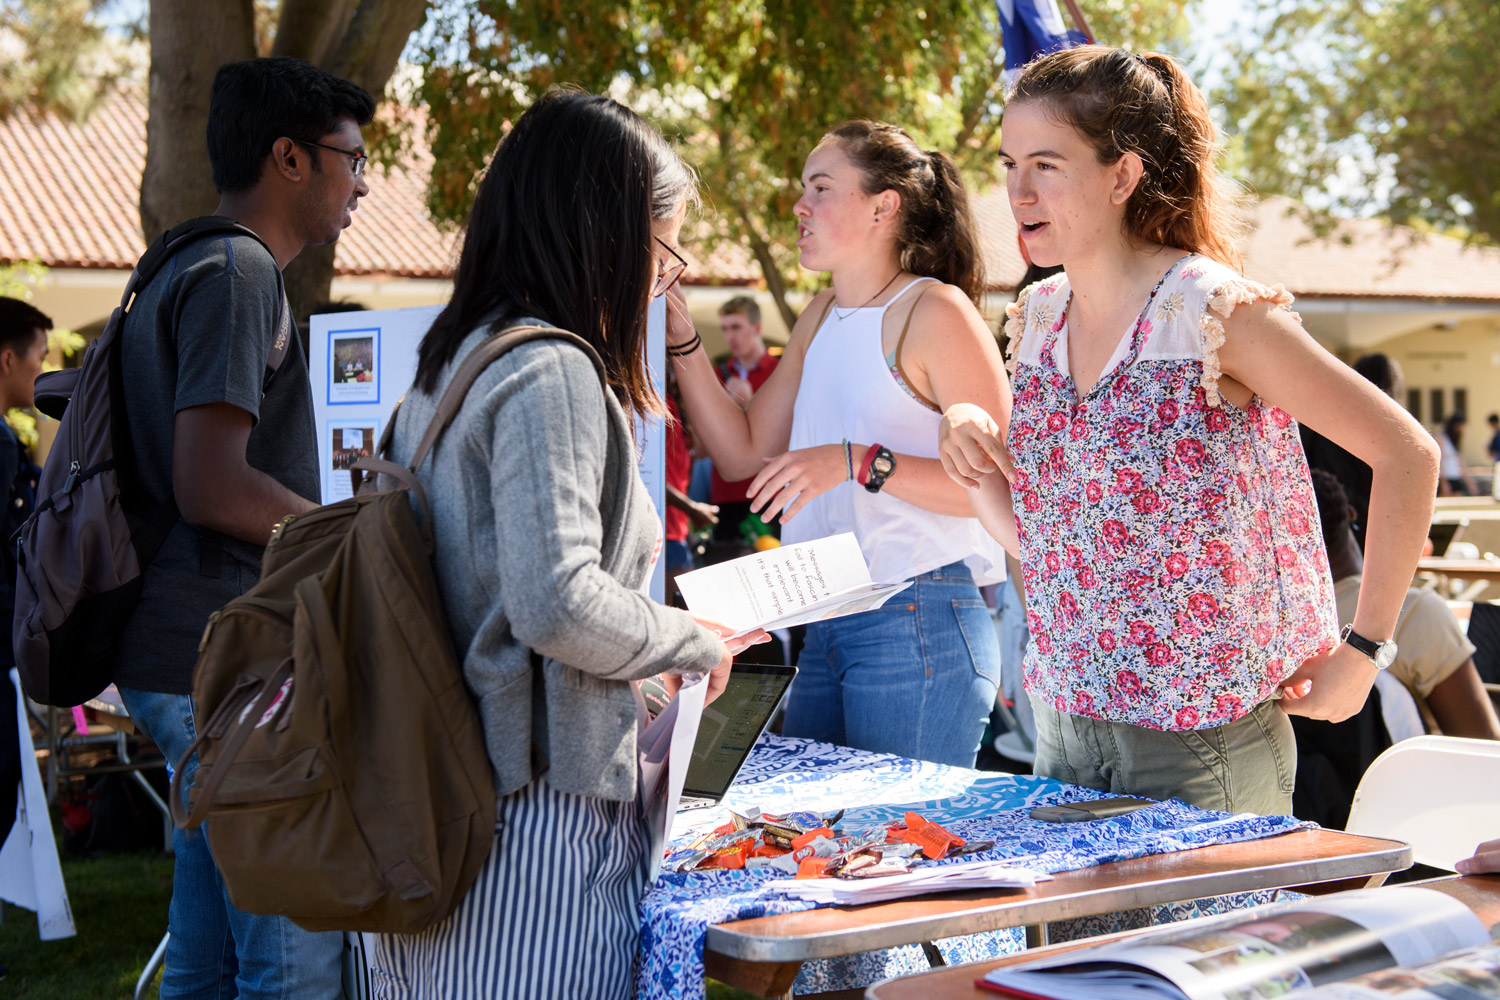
[674,532,908,636]
[981,888,1490,1000]
[636,674,709,884]
[1295,941,1500,999]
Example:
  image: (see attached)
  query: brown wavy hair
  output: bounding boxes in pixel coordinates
[1007,46,1244,270]
[823,120,985,304]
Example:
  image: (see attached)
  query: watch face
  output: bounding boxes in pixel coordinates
[1374,643,1397,670]
[873,453,894,476]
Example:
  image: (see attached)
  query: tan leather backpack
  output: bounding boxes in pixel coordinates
[172,325,601,933]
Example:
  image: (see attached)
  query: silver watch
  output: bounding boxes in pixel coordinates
[1341,624,1397,670]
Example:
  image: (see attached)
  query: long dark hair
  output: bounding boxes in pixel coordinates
[414,89,697,417]
[1007,46,1243,270]
[823,120,985,304]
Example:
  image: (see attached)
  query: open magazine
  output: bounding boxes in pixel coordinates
[673,532,908,637]
[979,887,1491,1000]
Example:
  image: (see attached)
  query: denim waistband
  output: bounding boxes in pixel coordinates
[906,559,975,585]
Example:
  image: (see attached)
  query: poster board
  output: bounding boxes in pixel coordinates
[309,303,667,603]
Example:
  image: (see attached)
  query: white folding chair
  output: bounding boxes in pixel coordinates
[1346,734,1500,870]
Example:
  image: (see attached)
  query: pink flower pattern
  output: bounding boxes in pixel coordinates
[1008,258,1338,731]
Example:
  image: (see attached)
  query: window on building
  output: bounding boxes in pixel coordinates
[1407,388,1422,422]
[1455,387,1469,420]
[1430,388,1445,425]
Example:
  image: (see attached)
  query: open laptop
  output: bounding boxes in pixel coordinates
[1428,518,1468,558]
[677,663,797,812]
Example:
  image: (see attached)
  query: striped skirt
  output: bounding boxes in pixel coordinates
[368,778,651,999]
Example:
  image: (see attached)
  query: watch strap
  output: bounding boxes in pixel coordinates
[863,445,894,493]
[1341,624,1392,667]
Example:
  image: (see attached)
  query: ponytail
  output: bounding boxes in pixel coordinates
[1009,46,1245,271]
[904,150,984,303]
[824,120,985,304]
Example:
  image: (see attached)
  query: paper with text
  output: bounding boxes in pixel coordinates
[673,533,909,636]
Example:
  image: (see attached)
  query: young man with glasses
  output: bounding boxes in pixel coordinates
[112,57,373,999]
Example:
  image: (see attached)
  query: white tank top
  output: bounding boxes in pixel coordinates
[783,277,1006,586]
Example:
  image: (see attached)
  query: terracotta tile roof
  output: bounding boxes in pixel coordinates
[0,89,459,278]
[4,89,1496,302]
[0,87,148,270]
[1239,196,1500,302]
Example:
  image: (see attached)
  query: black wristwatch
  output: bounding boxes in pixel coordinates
[1341,624,1397,670]
[863,445,896,494]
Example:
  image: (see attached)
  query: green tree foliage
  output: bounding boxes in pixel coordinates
[1220,0,1500,244]
[0,0,134,122]
[416,1,1193,324]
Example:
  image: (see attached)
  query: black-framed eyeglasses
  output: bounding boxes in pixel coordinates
[291,138,367,176]
[652,236,688,298]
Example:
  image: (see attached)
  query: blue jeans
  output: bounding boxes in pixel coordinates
[118,686,342,1000]
[782,561,1000,766]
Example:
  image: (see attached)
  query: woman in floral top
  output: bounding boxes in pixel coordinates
[938,47,1439,814]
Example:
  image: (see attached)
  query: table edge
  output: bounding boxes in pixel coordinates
[705,835,1411,963]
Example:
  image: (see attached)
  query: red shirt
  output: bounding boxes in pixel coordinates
[665,395,691,542]
[710,351,780,503]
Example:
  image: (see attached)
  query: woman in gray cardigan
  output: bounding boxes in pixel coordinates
[368,90,761,999]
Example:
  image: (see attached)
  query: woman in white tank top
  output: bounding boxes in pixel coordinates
[668,121,1013,766]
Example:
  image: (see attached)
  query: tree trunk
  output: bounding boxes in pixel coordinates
[142,0,428,323]
[280,0,428,324]
[736,206,799,331]
[271,0,357,64]
[139,0,256,243]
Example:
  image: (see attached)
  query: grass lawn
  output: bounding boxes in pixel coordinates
[1,848,170,998]
[2,842,762,999]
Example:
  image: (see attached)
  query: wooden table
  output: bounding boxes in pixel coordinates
[1418,558,1500,585]
[864,874,1500,999]
[704,828,1411,998]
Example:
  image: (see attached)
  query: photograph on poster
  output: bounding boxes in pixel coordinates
[326,422,378,501]
[328,327,380,404]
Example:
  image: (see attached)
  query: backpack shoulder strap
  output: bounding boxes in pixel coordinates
[349,325,605,552]
[406,325,607,474]
[141,217,291,387]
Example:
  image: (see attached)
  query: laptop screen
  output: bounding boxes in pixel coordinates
[682,663,796,801]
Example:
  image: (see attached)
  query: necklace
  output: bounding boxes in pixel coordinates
[830,270,903,322]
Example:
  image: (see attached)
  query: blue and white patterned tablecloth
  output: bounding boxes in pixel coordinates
[634,734,1313,1000]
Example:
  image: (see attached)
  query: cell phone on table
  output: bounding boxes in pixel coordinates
[1028,796,1156,823]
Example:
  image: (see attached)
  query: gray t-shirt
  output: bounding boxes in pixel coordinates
[113,233,319,694]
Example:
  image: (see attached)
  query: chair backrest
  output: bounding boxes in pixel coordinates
[1345,734,1500,870]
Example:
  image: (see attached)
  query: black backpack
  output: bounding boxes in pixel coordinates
[13,216,290,707]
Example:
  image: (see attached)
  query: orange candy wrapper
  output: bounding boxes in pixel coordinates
[789,827,836,850]
[893,811,966,860]
[795,857,831,879]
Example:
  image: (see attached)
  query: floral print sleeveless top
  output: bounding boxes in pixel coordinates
[1005,255,1338,731]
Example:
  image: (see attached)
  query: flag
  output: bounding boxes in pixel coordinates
[996,0,1090,85]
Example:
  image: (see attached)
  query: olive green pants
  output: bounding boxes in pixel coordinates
[1029,694,1298,815]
